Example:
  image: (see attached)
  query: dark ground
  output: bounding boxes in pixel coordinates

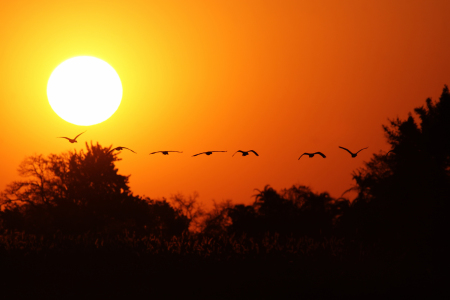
[1,247,441,299]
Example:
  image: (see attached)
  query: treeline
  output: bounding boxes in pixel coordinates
[0,143,349,239]
[0,86,448,298]
[0,140,360,242]
[1,86,449,258]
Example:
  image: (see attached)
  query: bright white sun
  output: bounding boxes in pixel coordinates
[47,56,123,126]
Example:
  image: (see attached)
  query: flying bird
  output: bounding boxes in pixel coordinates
[57,131,86,143]
[232,150,259,157]
[298,152,326,160]
[339,146,368,158]
[108,147,136,154]
[192,151,227,157]
[150,151,183,155]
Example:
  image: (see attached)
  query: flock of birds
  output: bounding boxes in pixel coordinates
[58,131,369,159]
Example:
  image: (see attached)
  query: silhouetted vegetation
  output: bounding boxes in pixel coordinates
[1,86,449,297]
[340,86,450,266]
[0,143,189,237]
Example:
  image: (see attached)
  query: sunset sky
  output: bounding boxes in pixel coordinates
[1,0,449,209]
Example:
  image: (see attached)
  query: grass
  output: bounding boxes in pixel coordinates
[0,231,436,299]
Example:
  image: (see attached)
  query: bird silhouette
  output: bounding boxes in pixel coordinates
[298,152,326,160]
[192,151,227,157]
[232,150,259,157]
[150,151,183,155]
[57,131,86,143]
[108,147,136,154]
[339,146,368,158]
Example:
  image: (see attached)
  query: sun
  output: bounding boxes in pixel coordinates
[47,56,123,126]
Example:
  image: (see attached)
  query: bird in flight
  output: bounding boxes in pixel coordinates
[108,147,136,154]
[232,150,259,157]
[298,152,326,160]
[339,146,368,158]
[57,131,86,143]
[192,151,227,157]
[149,151,183,155]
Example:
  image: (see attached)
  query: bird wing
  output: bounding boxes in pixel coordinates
[123,147,136,153]
[298,153,306,160]
[74,131,86,140]
[212,151,227,153]
[108,147,118,154]
[249,150,259,156]
[232,150,243,157]
[356,147,368,154]
[57,137,70,141]
[339,146,353,155]
[192,152,204,157]
[149,151,160,154]
[315,152,326,158]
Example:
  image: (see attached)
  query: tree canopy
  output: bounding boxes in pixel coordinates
[0,142,189,236]
[341,86,450,261]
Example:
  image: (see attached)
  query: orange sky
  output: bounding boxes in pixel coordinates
[1,0,449,209]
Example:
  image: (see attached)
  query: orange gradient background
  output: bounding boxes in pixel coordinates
[1,0,449,208]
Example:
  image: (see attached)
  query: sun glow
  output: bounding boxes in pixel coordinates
[47,56,123,126]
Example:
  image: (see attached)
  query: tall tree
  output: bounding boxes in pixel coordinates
[342,86,450,260]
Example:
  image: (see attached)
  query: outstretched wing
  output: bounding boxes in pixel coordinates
[168,151,183,153]
[192,152,205,157]
[339,146,353,155]
[108,147,118,154]
[149,151,160,155]
[232,150,243,157]
[298,153,306,160]
[212,151,227,153]
[57,137,70,141]
[74,130,86,140]
[123,147,136,153]
[356,147,368,154]
[314,152,326,158]
[249,150,259,156]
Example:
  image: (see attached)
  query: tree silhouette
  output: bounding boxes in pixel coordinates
[0,142,189,236]
[169,192,205,232]
[201,199,233,235]
[340,85,450,264]
[223,184,348,238]
[227,204,259,236]
[0,154,60,207]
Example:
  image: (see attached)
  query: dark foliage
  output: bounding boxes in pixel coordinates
[0,231,436,298]
[224,185,348,238]
[0,142,189,236]
[1,86,449,298]
[340,86,450,272]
